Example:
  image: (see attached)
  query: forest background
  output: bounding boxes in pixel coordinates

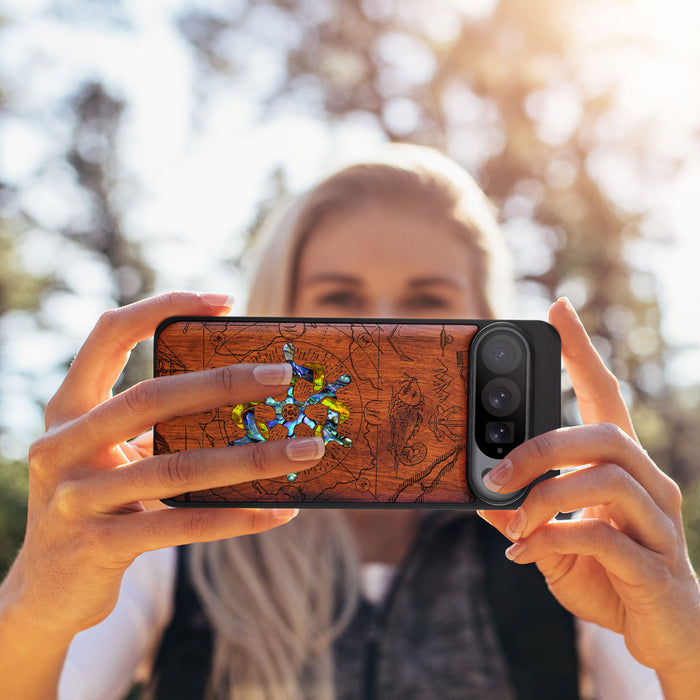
[1,0,700,574]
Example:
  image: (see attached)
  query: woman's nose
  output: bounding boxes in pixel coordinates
[364,300,398,318]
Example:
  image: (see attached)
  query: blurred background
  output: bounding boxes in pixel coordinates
[1,0,699,574]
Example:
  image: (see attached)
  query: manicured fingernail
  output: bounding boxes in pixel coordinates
[286,437,325,461]
[506,509,527,540]
[198,293,236,309]
[483,460,512,493]
[505,541,527,561]
[273,508,299,521]
[557,296,578,319]
[254,363,293,386]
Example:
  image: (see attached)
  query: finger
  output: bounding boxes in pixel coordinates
[47,292,235,424]
[483,423,681,514]
[120,441,144,462]
[119,431,153,461]
[548,298,636,439]
[127,430,153,459]
[476,509,516,539]
[503,464,675,554]
[66,361,293,455]
[110,506,301,558]
[503,518,662,588]
[85,437,325,508]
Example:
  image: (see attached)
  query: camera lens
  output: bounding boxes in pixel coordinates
[481,378,521,417]
[489,387,511,411]
[486,421,514,444]
[482,334,523,374]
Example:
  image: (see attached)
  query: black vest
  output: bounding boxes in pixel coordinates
[148,514,579,699]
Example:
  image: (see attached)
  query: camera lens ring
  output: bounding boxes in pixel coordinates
[482,333,523,374]
[481,377,521,417]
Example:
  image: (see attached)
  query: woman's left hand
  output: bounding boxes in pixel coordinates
[478,298,700,696]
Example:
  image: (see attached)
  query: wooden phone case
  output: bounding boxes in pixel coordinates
[153,317,558,508]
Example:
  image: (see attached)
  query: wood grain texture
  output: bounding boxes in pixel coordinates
[154,319,478,505]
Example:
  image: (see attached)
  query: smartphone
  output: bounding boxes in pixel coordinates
[153,317,560,509]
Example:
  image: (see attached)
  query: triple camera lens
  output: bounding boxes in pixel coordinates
[468,321,557,506]
[472,326,529,457]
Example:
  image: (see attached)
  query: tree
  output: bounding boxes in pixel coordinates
[0,17,156,567]
[62,80,156,391]
[175,0,700,486]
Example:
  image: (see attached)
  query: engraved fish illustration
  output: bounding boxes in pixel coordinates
[388,376,427,467]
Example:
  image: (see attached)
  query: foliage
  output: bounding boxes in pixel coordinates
[0,0,698,570]
[682,477,700,572]
[0,220,54,316]
[61,81,157,391]
[176,0,698,482]
[0,460,28,577]
[173,0,700,560]
[0,12,155,568]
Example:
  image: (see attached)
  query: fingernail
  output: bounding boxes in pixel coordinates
[254,363,293,386]
[505,541,527,561]
[198,293,236,310]
[483,460,512,493]
[273,508,299,521]
[286,437,325,461]
[557,296,578,319]
[506,509,527,540]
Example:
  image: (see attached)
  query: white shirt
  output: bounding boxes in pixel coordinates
[59,548,663,700]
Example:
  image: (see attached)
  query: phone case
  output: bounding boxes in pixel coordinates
[153,317,560,508]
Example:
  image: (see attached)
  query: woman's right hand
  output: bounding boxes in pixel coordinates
[1,292,325,642]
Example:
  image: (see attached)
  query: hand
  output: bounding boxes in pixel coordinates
[3,292,325,640]
[478,298,700,691]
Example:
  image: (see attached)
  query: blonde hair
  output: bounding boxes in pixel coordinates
[188,144,514,699]
[189,512,359,700]
[246,143,514,317]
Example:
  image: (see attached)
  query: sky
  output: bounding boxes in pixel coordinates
[1,0,699,457]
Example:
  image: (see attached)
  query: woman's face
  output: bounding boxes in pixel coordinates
[293,202,484,318]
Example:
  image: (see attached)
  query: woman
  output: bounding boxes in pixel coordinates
[0,145,697,699]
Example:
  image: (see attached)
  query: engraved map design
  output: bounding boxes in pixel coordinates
[154,320,478,505]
